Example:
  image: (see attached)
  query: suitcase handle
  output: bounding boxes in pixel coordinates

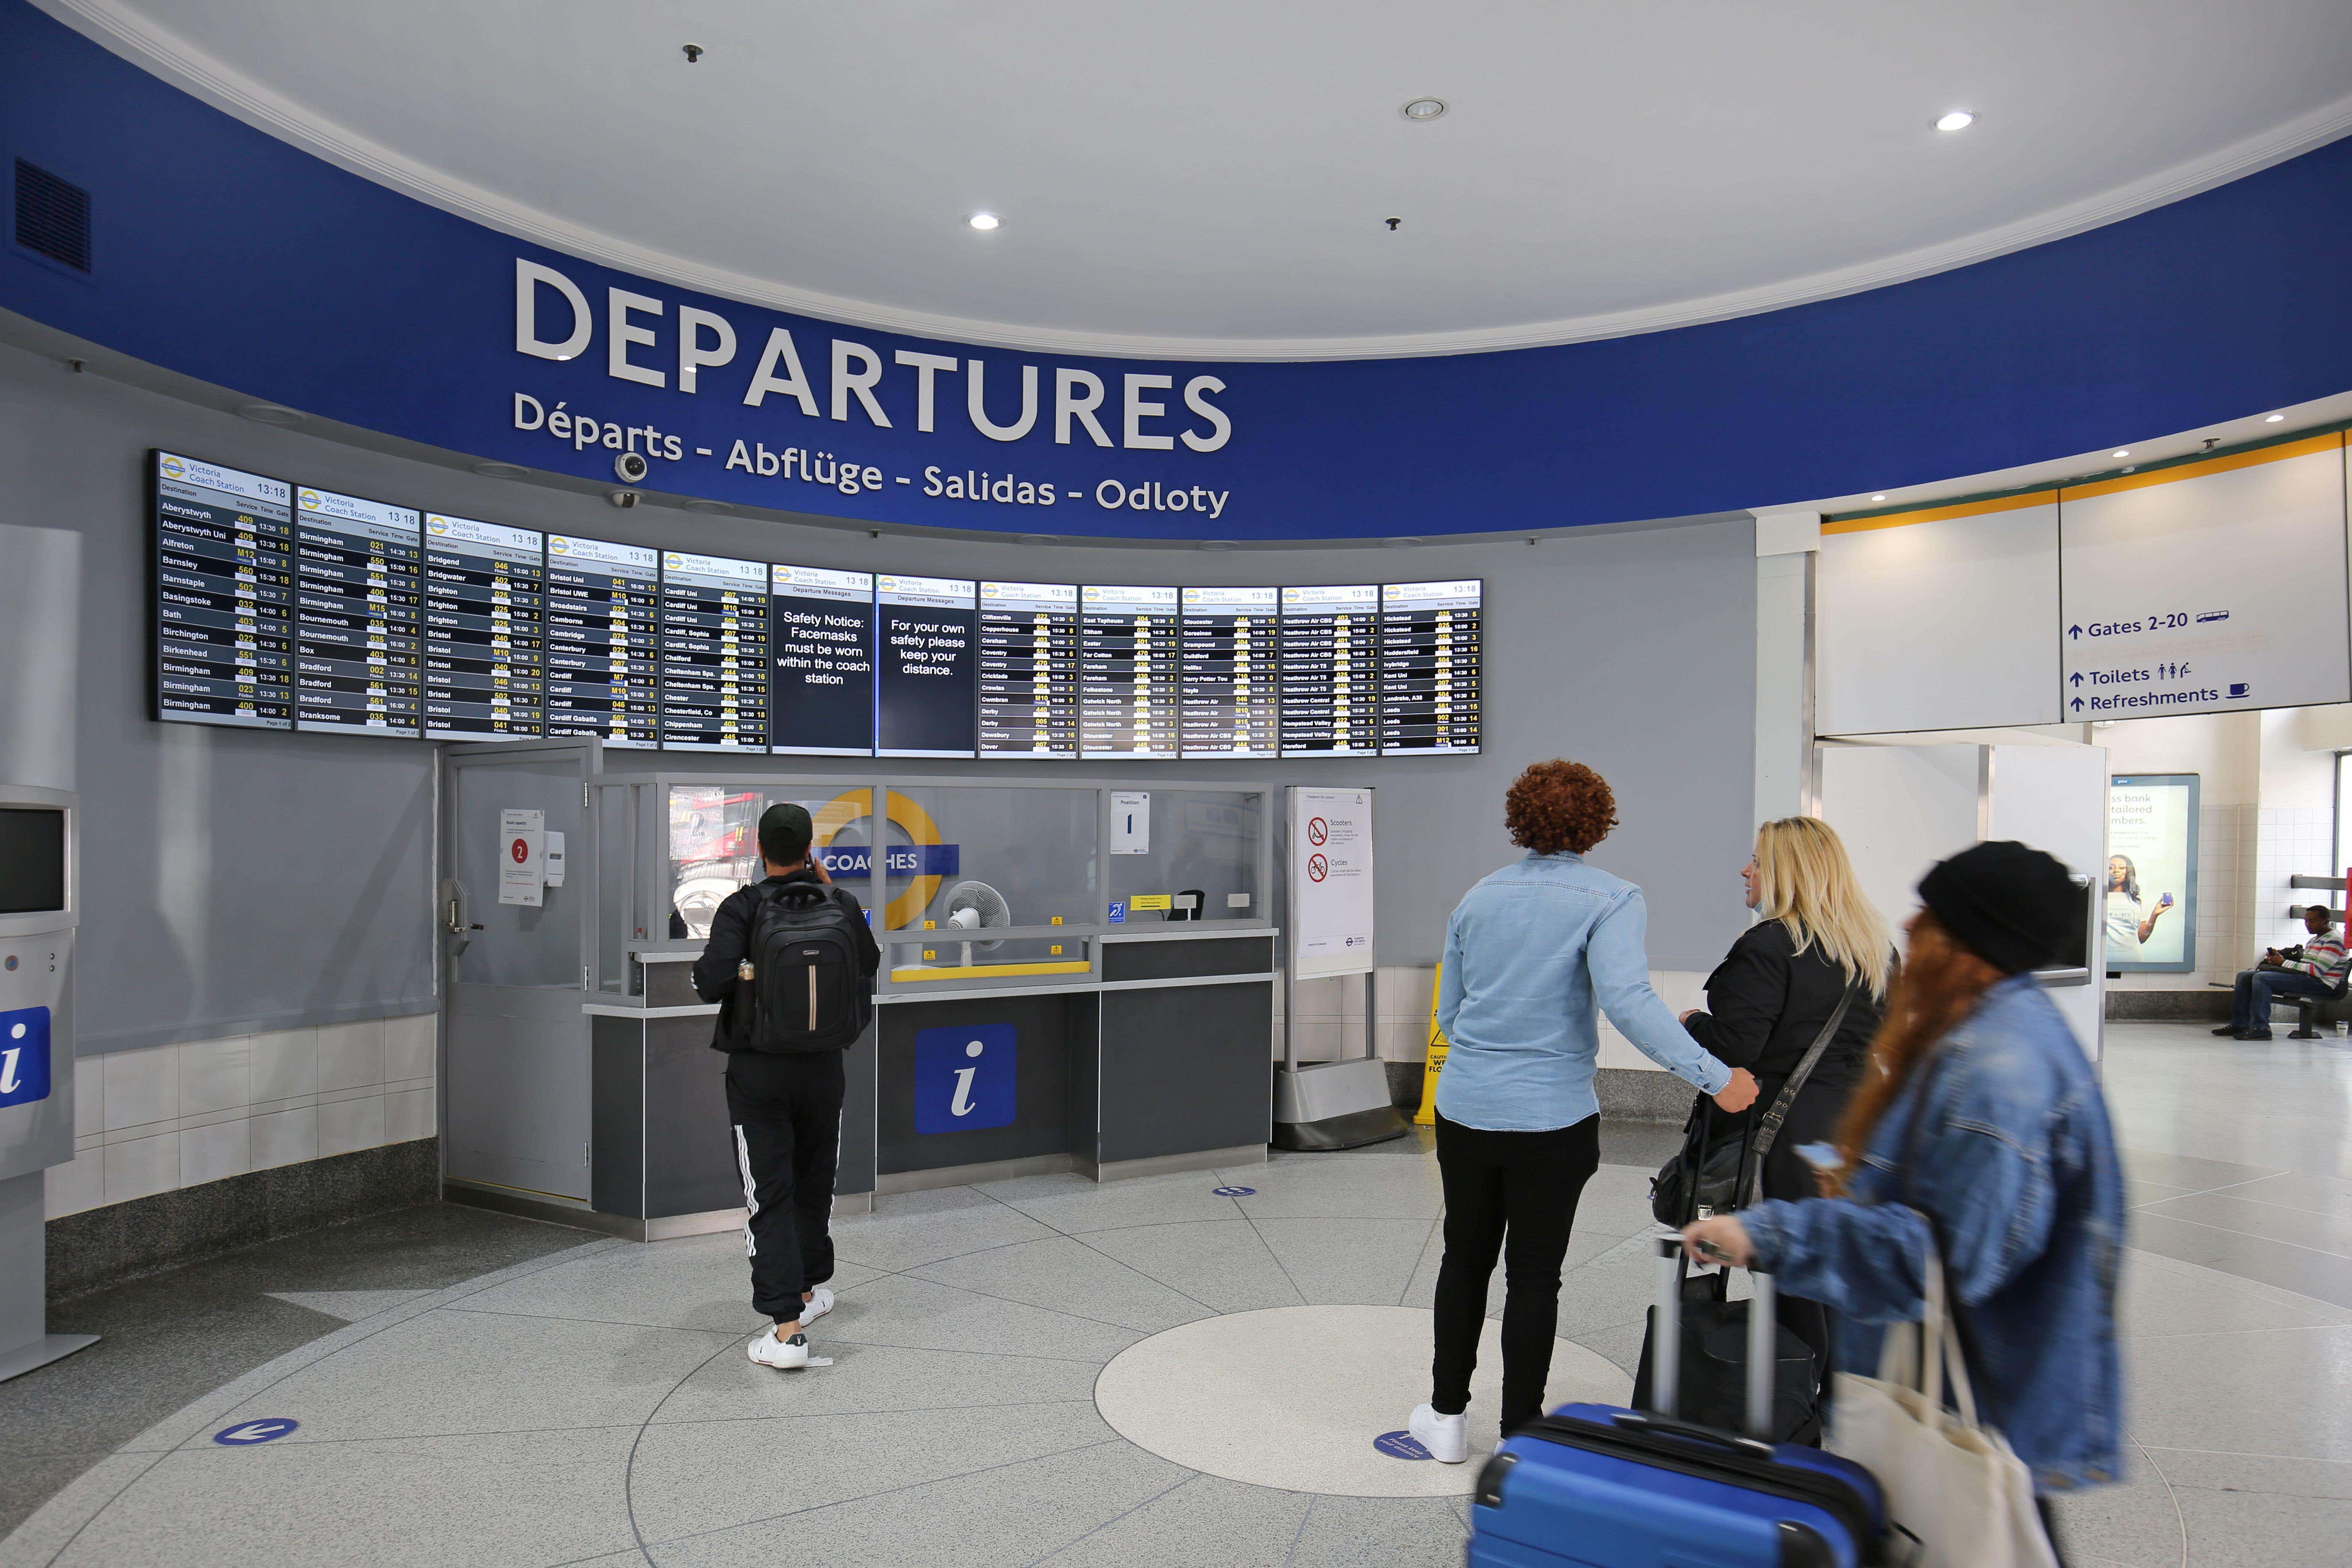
[1651,1236,1781,1440]
[1610,1410,1774,1459]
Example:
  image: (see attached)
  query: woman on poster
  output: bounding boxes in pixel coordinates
[2102,854,2171,962]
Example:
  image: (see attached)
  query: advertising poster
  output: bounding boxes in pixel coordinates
[2106,775,2198,973]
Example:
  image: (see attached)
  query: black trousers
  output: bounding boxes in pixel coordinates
[1431,1111,1602,1433]
[724,1050,845,1322]
[1743,1078,1850,1414]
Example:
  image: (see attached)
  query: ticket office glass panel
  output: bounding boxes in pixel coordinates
[1106,789,1268,927]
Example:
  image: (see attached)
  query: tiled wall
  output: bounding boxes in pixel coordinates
[44,1013,436,1220]
[2255,803,2336,956]
[1279,966,1704,1071]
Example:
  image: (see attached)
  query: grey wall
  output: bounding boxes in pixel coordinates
[0,337,1757,1059]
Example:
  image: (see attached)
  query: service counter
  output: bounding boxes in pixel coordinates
[437,744,1276,1238]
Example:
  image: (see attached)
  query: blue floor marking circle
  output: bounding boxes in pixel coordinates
[1373,1430,1433,1460]
[213,1417,299,1446]
[1212,1185,1255,1196]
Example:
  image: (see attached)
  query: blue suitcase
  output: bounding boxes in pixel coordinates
[1468,1238,1890,1567]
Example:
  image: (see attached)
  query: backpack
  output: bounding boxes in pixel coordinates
[735,881,868,1052]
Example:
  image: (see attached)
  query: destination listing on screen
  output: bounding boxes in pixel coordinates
[1180,585,1279,757]
[1279,583,1376,756]
[421,513,544,741]
[1379,579,1481,754]
[660,550,770,751]
[545,534,659,748]
[1079,584,1179,758]
[152,451,296,730]
[292,486,422,737]
[978,580,1079,758]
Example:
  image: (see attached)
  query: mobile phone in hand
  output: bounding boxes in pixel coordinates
[1691,1237,1736,1265]
[1794,1141,1841,1173]
[2158,892,2174,908]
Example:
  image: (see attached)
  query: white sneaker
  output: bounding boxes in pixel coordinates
[799,1286,835,1327]
[1410,1402,1469,1464]
[748,1326,811,1370]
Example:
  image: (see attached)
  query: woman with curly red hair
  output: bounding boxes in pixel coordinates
[1406,760,1759,1465]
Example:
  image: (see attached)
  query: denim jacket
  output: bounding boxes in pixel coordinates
[1741,973,2126,1491]
[1435,852,1733,1132]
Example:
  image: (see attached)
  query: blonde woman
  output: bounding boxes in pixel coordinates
[1676,816,1895,1413]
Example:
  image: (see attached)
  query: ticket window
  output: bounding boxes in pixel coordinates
[664,784,876,941]
[1107,789,1266,925]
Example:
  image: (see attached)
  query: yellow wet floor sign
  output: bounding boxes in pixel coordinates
[1414,964,1448,1125]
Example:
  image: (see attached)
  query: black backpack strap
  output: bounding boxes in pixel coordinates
[1739,981,1859,1207]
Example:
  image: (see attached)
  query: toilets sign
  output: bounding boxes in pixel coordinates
[913,1023,1017,1134]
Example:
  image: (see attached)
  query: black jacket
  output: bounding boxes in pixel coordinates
[691,870,882,1046]
[1682,920,1884,1098]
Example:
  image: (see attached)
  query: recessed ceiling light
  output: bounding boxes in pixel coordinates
[471,461,529,480]
[1198,539,1236,551]
[1401,97,1448,122]
[236,403,304,425]
[1383,536,1424,548]
[968,212,1000,231]
[2266,413,2286,423]
[1871,494,1888,502]
[1935,110,1976,132]
[680,498,728,513]
[2113,449,2130,458]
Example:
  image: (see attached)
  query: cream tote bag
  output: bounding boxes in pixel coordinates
[1827,1251,2058,1568]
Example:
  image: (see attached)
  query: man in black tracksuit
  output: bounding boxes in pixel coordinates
[691,803,880,1368]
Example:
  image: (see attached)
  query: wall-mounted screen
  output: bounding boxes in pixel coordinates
[1379,579,1481,754]
[1280,583,1377,756]
[771,564,876,756]
[659,550,769,752]
[878,573,977,757]
[545,534,660,748]
[978,580,1079,759]
[2106,773,2198,973]
[422,514,545,741]
[1181,585,1278,757]
[152,450,295,730]
[0,806,66,915]
[293,486,422,738]
[1079,584,1179,759]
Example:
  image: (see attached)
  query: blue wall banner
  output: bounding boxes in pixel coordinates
[4,1,2352,539]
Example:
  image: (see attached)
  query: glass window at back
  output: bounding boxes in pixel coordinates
[1107,790,1262,925]
[880,786,1098,933]
[0,808,65,914]
[667,784,877,940]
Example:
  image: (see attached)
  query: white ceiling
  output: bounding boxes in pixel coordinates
[44,0,2352,358]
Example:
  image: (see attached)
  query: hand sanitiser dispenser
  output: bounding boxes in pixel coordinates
[0,787,93,1381]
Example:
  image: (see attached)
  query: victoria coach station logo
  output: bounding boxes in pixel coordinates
[666,553,685,569]
[160,456,185,480]
[428,516,450,535]
[550,536,571,554]
[300,490,321,509]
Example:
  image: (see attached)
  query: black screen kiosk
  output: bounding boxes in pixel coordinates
[1079,584,1180,757]
[151,451,295,729]
[1379,579,1482,754]
[978,580,1079,759]
[421,514,545,740]
[770,564,877,755]
[291,486,422,737]
[1180,585,1279,757]
[877,573,978,757]
[659,550,770,752]
[545,534,659,748]
[1279,583,1376,755]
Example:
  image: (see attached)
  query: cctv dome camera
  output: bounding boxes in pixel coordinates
[614,450,650,484]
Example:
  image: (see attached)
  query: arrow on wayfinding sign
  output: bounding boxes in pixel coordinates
[2070,673,2083,687]
[2070,698,2084,713]
[2068,625,2084,639]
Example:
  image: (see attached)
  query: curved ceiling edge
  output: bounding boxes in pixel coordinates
[34,0,2352,364]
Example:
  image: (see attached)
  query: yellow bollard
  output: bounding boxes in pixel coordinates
[1414,964,1448,1126]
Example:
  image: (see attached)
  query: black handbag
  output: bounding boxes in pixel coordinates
[1650,983,1857,1227]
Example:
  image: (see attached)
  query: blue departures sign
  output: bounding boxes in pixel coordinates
[913,1023,1017,1134]
[0,1007,50,1108]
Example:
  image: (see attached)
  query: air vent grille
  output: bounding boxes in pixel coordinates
[14,159,91,273]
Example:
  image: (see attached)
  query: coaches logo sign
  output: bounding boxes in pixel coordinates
[914,1023,1015,1134]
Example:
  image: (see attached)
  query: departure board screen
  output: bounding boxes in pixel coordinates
[978,580,1079,758]
[293,486,422,737]
[152,451,295,729]
[1079,585,1179,758]
[878,574,978,757]
[771,564,876,756]
[1279,583,1376,755]
[422,514,544,740]
[659,550,770,752]
[1180,586,1279,757]
[1379,579,1482,754]
[545,534,659,748]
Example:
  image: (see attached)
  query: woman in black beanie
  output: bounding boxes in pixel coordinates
[1680,841,2128,1565]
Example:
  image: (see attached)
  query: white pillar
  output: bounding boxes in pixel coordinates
[1753,511,1820,828]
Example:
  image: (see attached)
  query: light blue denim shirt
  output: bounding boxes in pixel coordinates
[1435,852,1733,1132]
[1741,973,2127,1491]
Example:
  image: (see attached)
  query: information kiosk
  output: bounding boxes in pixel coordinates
[438,741,1275,1237]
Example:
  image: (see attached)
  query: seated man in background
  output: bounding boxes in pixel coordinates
[2218,904,2347,1040]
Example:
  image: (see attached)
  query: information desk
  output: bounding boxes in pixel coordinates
[437,744,1276,1238]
